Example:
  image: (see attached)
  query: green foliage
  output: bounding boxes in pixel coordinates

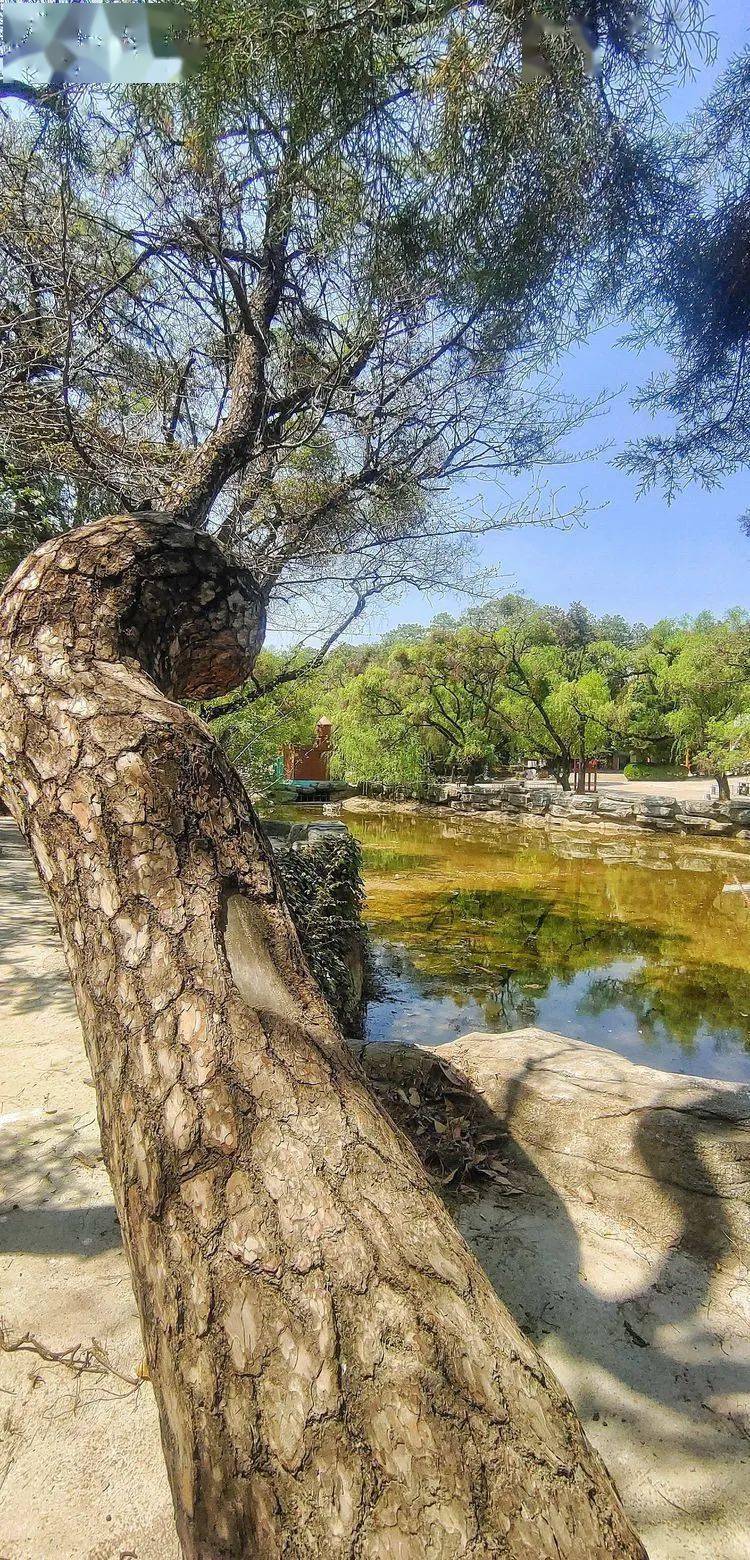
[618,41,750,492]
[201,595,750,803]
[659,613,750,781]
[623,763,686,780]
[1,0,711,633]
[0,463,70,585]
[327,632,507,787]
[204,650,327,801]
[321,598,633,788]
[608,610,750,785]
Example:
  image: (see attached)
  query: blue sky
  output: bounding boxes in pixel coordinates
[364,2,750,638]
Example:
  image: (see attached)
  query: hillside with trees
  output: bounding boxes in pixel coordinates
[212,599,750,800]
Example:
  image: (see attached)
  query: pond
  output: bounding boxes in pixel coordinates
[271,806,750,1080]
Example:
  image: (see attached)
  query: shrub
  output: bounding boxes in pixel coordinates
[274,834,369,1034]
[623,763,689,781]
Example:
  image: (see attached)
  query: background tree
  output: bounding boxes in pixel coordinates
[657,613,750,796]
[613,624,681,767]
[296,601,750,801]
[471,604,628,789]
[0,461,70,583]
[318,602,631,791]
[207,649,327,800]
[330,628,514,786]
[333,661,436,792]
[617,39,750,495]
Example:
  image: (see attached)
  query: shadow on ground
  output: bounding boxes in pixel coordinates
[361,1038,750,1557]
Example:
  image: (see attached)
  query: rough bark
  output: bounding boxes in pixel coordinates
[715,771,731,800]
[0,515,646,1559]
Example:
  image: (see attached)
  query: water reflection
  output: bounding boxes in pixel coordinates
[350,812,750,1079]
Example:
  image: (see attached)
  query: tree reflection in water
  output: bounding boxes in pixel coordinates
[348,813,750,1079]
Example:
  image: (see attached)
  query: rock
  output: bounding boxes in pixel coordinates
[597,798,636,817]
[359,1030,750,1262]
[452,1031,750,1258]
[635,799,676,818]
[347,791,750,840]
[723,801,750,825]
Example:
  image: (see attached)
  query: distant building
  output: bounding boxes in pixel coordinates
[281,718,332,784]
[594,749,629,772]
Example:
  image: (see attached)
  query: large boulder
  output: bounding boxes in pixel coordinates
[634,798,677,818]
[597,797,637,818]
[359,1030,750,1262]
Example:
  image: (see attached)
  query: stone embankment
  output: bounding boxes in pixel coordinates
[438,780,750,839]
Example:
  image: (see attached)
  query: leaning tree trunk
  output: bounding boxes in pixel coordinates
[0,516,646,1559]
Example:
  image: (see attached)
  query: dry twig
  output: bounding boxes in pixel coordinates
[0,1319,144,1394]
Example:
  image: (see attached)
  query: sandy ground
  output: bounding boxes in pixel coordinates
[1,816,749,1558]
[518,770,750,803]
[0,820,179,1559]
[589,771,750,802]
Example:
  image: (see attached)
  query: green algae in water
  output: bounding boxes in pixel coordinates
[270,806,750,1078]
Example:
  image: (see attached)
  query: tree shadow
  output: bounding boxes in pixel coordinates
[0,1093,120,1258]
[360,1038,750,1546]
[492,1044,749,1366]
[0,819,79,1020]
[0,1203,121,1256]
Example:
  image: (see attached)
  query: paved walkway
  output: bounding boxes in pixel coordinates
[595,771,750,803]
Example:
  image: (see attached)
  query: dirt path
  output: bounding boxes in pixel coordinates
[0,819,177,1559]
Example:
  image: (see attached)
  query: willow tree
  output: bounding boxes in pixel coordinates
[629,611,750,796]
[0,2,696,1553]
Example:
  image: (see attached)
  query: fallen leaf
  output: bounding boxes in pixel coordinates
[73,1152,101,1170]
